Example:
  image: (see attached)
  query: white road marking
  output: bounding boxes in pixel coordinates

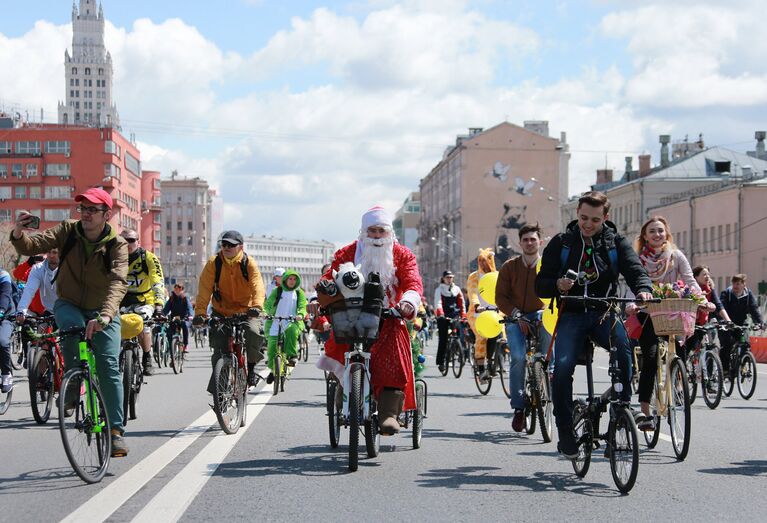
[131,384,273,522]
[61,369,271,523]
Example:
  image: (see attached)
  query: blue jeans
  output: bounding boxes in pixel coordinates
[54,300,124,433]
[505,311,552,410]
[552,310,633,430]
[0,318,14,375]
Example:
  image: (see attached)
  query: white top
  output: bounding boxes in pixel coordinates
[18,260,59,315]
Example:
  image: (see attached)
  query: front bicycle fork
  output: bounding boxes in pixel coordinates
[79,341,105,434]
[342,352,373,423]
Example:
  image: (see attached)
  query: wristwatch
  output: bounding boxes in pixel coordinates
[96,315,110,327]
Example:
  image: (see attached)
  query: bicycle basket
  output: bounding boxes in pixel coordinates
[120,313,144,340]
[646,298,698,337]
[328,297,381,344]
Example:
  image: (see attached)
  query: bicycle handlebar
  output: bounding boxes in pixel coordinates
[561,295,661,305]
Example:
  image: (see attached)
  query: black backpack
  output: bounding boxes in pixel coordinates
[51,226,117,284]
[212,253,249,302]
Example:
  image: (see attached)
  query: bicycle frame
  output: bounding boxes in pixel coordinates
[68,331,106,435]
[341,344,374,422]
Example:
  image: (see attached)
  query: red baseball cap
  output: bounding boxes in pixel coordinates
[75,187,113,209]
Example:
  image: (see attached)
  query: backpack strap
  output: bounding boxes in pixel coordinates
[240,253,249,281]
[213,253,250,302]
[50,228,78,284]
[103,238,117,273]
[559,234,618,276]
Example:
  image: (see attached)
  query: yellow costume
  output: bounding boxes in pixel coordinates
[466,248,497,362]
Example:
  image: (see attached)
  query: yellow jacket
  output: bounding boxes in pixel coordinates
[194,251,265,317]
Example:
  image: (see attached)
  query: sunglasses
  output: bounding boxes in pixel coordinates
[125,238,138,244]
[221,242,239,248]
[77,205,108,215]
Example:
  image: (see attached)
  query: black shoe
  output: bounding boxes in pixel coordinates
[143,363,154,376]
[111,430,129,458]
[438,364,446,373]
[557,426,579,460]
[142,353,153,376]
[637,415,656,432]
[266,373,274,384]
[512,409,525,432]
[288,357,298,367]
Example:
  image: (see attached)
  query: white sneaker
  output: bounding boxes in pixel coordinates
[0,374,12,393]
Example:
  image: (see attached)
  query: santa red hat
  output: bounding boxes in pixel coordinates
[361,205,392,230]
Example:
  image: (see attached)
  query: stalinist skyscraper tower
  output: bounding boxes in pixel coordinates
[58,0,120,128]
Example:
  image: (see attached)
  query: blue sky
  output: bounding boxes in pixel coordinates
[2,0,765,242]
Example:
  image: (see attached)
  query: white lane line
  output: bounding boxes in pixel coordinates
[62,370,270,523]
[131,385,273,522]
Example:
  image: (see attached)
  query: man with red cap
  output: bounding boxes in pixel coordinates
[316,206,423,435]
[10,187,130,457]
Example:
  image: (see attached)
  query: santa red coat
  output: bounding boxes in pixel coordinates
[321,241,423,410]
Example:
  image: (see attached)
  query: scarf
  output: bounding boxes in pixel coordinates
[639,244,674,281]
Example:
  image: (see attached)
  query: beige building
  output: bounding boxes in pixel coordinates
[419,121,570,291]
[562,137,767,247]
[244,235,336,293]
[649,179,767,293]
[393,192,420,251]
[159,175,223,297]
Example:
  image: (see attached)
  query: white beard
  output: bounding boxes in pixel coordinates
[356,233,397,300]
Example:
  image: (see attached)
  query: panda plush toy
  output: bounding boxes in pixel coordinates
[329,262,385,339]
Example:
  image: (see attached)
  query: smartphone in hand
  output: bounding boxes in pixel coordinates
[26,215,40,229]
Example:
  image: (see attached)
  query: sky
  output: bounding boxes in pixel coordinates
[1,0,766,244]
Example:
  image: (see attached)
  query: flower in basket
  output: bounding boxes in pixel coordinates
[651,281,706,304]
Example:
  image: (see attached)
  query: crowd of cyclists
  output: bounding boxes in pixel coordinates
[0,188,764,485]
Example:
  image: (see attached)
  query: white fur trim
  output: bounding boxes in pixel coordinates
[400,290,422,319]
[361,206,393,230]
[316,354,345,378]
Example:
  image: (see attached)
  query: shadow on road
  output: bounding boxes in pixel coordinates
[415,466,621,496]
[269,400,324,408]
[215,444,379,477]
[422,428,544,446]
[699,460,767,477]
[0,467,105,494]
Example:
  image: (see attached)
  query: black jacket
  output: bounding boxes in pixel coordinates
[536,220,652,312]
[720,287,763,326]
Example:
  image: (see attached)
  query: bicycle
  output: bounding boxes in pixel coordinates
[327,302,396,472]
[562,295,649,494]
[168,317,187,374]
[398,364,428,449]
[685,323,723,409]
[720,322,759,400]
[298,324,310,363]
[119,314,144,426]
[58,326,111,484]
[503,314,553,442]
[149,315,170,367]
[264,314,298,396]
[25,317,64,424]
[208,312,254,434]
[9,320,29,371]
[440,317,465,378]
[193,324,208,350]
[640,318,692,461]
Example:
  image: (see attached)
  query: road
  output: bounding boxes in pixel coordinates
[1,338,766,522]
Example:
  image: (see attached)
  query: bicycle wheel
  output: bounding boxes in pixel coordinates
[498,351,510,399]
[364,399,380,458]
[348,365,362,472]
[272,354,281,396]
[533,360,553,443]
[213,357,242,434]
[153,334,162,366]
[702,351,723,409]
[572,401,592,478]
[10,330,25,371]
[59,368,111,484]
[327,378,341,448]
[723,352,736,397]
[0,383,12,415]
[177,341,185,373]
[238,365,248,428]
[737,352,757,400]
[473,363,492,395]
[642,389,661,449]
[129,349,142,421]
[29,348,55,424]
[301,333,309,362]
[413,379,425,449]
[121,348,133,425]
[609,405,639,494]
[686,357,697,405]
[450,340,464,378]
[523,376,536,435]
[668,358,691,461]
[439,345,449,376]
[170,340,182,374]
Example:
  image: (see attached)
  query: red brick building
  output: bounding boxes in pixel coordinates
[0,115,160,251]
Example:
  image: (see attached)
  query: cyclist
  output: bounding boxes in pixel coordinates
[625,216,705,431]
[466,248,499,381]
[0,267,16,393]
[719,273,764,374]
[264,269,306,383]
[433,270,466,373]
[496,223,552,432]
[119,228,165,376]
[265,267,285,297]
[16,248,60,320]
[163,282,193,352]
[536,191,653,459]
[684,265,729,360]
[308,296,331,345]
[315,206,423,435]
[11,188,130,457]
[12,255,46,317]
[193,230,266,391]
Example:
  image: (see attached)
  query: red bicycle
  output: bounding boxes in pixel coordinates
[25,316,65,424]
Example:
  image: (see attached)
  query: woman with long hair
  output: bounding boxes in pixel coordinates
[626,216,705,431]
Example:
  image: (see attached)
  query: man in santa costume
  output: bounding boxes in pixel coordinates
[316,206,423,435]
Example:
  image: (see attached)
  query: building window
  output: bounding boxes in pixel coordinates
[188,221,193,230]
[44,208,71,221]
[26,164,37,176]
[166,236,171,246]
[0,141,10,154]
[15,141,41,155]
[0,209,11,222]
[124,152,140,176]
[85,67,91,75]
[0,186,11,199]
[717,225,723,251]
[725,224,731,250]
[166,221,171,230]
[703,228,708,253]
[177,236,182,245]
[12,164,22,176]
[14,186,26,199]
[45,163,71,177]
[177,221,181,230]
[29,186,41,199]
[45,141,71,154]
[44,186,71,199]
[71,67,77,75]
[0,165,6,177]
[188,236,193,246]
[104,163,121,179]
[98,68,104,75]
